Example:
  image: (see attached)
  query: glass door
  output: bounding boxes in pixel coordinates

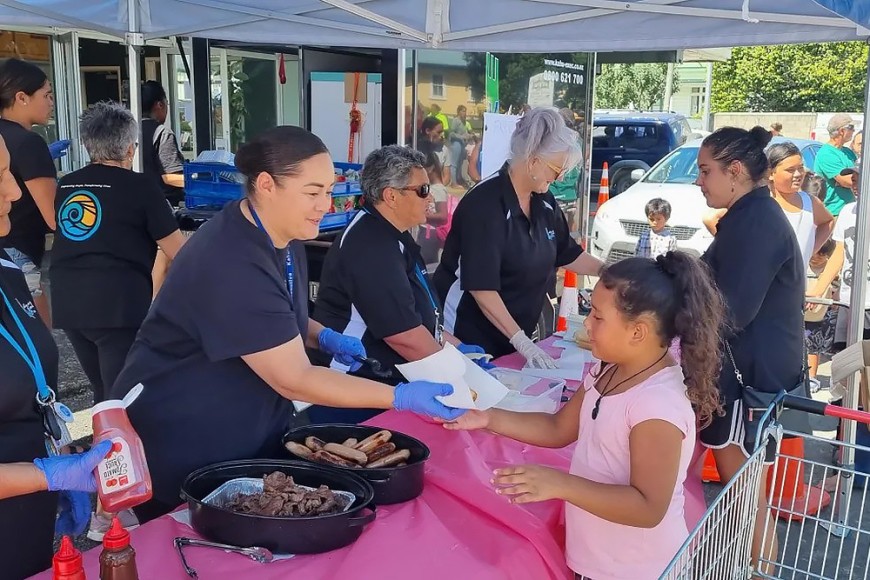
[210,48,278,152]
[160,44,196,160]
[51,31,82,171]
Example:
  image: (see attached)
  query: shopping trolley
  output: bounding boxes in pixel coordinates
[660,394,870,579]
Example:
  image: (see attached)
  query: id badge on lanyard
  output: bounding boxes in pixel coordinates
[0,286,72,455]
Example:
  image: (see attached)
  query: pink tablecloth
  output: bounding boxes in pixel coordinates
[34,339,706,579]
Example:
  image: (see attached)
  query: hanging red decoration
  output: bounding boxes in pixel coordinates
[278,53,286,85]
[348,72,362,163]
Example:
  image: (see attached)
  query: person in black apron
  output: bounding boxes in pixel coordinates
[434,108,603,365]
[0,135,109,578]
[111,127,467,523]
[312,146,490,424]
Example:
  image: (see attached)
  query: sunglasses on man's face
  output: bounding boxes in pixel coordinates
[398,183,431,198]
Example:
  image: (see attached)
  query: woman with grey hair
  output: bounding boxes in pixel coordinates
[434,107,603,366]
[50,101,185,407]
[311,144,490,424]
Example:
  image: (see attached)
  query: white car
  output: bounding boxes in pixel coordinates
[590,139,713,264]
[589,136,823,264]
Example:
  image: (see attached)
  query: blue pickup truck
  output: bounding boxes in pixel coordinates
[590,111,693,197]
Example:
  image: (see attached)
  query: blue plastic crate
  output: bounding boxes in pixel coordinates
[184,162,244,209]
[333,161,362,197]
[320,210,359,232]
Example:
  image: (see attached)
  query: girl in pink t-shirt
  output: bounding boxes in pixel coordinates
[444,252,726,579]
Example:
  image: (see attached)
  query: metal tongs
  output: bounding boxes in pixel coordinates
[174,537,273,578]
[352,354,392,378]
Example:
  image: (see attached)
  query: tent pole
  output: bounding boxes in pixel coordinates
[398,49,407,146]
[833,39,870,537]
[127,0,143,172]
[702,62,713,131]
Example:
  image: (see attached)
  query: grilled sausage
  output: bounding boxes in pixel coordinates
[284,441,314,460]
[356,430,392,453]
[324,443,368,465]
[366,448,411,469]
[305,436,327,451]
[314,449,360,468]
[364,442,397,464]
[341,438,358,448]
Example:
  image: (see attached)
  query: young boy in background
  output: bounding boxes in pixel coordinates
[635,197,678,259]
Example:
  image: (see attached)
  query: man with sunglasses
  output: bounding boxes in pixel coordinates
[310,145,488,424]
[814,113,858,217]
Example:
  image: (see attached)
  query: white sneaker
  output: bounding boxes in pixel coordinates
[86,509,140,542]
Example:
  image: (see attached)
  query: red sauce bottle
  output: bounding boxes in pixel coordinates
[92,400,152,513]
[99,516,139,580]
[53,535,86,580]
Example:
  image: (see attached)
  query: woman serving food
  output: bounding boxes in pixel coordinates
[111,126,465,523]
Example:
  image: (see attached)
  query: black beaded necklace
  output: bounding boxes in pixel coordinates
[591,349,669,420]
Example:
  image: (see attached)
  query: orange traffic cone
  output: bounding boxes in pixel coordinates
[766,437,830,521]
[597,162,610,210]
[701,449,721,483]
[556,270,579,335]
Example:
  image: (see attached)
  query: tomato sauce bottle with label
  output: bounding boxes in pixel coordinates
[92,399,152,512]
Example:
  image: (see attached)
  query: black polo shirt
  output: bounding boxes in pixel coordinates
[111,200,308,508]
[0,250,59,578]
[0,119,57,266]
[702,186,804,401]
[433,163,584,358]
[313,207,438,381]
[50,164,179,330]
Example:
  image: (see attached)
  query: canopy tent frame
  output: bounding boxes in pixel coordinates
[441,0,860,44]
[0,0,126,38]
[0,0,868,543]
[139,0,431,43]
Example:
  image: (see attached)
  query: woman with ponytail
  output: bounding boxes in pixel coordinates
[698,127,806,568]
[443,252,725,579]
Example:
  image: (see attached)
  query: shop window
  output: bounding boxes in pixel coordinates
[690,86,706,116]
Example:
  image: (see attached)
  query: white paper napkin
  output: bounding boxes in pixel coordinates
[395,343,508,410]
[521,343,596,381]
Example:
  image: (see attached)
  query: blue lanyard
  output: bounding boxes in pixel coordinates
[415,262,444,344]
[248,200,294,302]
[0,285,50,401]
[414,264,438,315]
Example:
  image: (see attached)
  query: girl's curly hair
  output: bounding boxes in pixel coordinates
[599,252,726,427]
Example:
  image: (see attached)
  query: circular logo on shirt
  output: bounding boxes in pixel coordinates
[58,190,102,241]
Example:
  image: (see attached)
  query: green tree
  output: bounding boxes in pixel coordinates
[711,42,868,112]
[594,63,677,111]
[465,53,591,112]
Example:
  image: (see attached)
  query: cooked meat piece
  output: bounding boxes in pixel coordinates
[225,471,346,518]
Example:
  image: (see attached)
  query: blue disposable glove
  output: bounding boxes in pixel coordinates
[456,343,485,355]
[318,327,366,372]
[48,139,71,160]
[457,343,496,370]
[393,381,467,421]
[33,440,112,493]
[56,490,92,536]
